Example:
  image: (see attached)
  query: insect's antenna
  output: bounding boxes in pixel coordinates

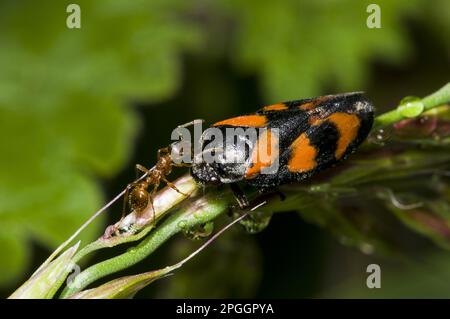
[34,172,150,275]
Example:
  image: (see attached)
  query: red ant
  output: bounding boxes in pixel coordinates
[122,120,203,222]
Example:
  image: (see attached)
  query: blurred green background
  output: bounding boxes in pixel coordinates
[0,0,449,298]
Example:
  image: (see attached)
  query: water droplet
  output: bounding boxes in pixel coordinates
[177,220,188,230]
[368,127,391,145]
[182,222,214,240]
[360,243,374,255]
[398,96,424,118]
[339,236,352,245]
[239,211,272,234]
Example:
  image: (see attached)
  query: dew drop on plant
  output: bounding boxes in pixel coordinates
[309,184,329,193]
[368,127,391,145]
[338,236,352,246]
[182,222,214,240]
[398,96,424,118]
[393,115,439,137]
[238,211,273,234]
[359,242,374,255]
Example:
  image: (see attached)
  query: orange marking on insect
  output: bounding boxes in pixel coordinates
[327,113,361,159]
[245,129,279,179]
[213,115,268,127]
[298,102,316,111]
[262,103,288,111]
[288,133,317,173]
[308,115,324,126]
[298,95,333,111]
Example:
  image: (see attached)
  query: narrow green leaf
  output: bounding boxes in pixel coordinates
[9,242,79,299]
[387,200,450,249]
[67,265,177,299]
[67,209,252,299]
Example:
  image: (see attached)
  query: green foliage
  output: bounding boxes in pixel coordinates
[68,265,176,299]
[217,0,423,100]
[421,0,450,53]
[0,0,202,285]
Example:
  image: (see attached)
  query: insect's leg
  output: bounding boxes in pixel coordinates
[121,182,138,219]
[276,190,286,201]
[157,147,170,160]
[230,183,250,209]
[121,188,130,219]
[148,194,155,226]
[257,186,286,201]
[150,181,159,197]
[136,164,151,175]
[147,182,160,225]
[177,119,204,129]
[162,176,189,196]
[135,164,151,180]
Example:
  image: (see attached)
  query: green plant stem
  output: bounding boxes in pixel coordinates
[60,83,450,298]
[60,195,228,298]
[71,175,199,263]
[373,82,450,130]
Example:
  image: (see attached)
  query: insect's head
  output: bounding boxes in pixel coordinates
[190,161,223,185]
[190,134,248,185]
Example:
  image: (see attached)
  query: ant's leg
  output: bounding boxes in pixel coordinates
[162,176,189,196]
[158,146,191,166]
[276,190,286,201]
[121,187,130,219]
[148,195,155,226]
[157,147,170,160]
[177,119,204,129]
[134,163,152,180]
[230,183,250,209]
[150,181,159,197]
[147,182,160,225]
[257,187,286,201]
[121,182,138,219]
[136,164,151,175]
